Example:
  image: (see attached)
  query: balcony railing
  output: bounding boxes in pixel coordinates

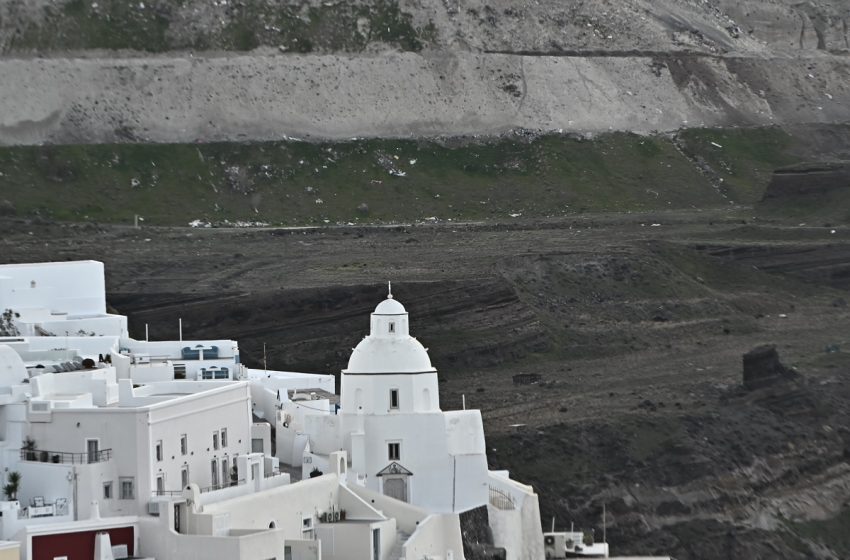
[20,448,113,464]
[151,479,247,497]
[488,486,516,511]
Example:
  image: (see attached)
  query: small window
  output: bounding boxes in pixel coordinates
[388,321,395,334]
[155,440,163,462]
[388,442,400,461]
[221,458,229,487]
[119,477,134,500]
[251,438,264,453]
[156,475,165,495]
[103,481,112,499]
[180,434,188,455]
[220,428,227,448]
[213,432,219,450]
[181,466,189,489]
[389,389,399,410]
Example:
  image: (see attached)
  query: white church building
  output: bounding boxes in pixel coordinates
[278,287,544,558]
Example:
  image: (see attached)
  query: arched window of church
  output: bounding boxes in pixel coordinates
[388,322,395,334]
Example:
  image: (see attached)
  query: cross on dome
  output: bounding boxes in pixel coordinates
[388,281,393,299]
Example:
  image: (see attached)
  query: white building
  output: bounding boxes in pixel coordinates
[0,260,666,560]
[0,260,127,339]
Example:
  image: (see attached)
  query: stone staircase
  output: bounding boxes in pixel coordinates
[387,530,410,560]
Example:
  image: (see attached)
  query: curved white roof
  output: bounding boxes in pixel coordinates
[346,336,434,374]
[373,297,407,315]
[0,345,26,388]
[344,291,435,374]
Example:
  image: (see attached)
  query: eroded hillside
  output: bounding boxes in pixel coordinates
[0,0,849,144]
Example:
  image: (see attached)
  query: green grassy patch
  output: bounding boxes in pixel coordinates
[0,132,735,226]
[676,127,798,203]
[6,0,435,53]
[757,186,850,224]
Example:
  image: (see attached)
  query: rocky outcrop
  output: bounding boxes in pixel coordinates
[742,345,798,391]
[460,505,506,560]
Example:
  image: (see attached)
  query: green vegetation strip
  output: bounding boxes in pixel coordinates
[6,0,435,53]
[0,128,798,226]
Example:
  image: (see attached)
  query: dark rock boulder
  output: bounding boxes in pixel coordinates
[513,373,542,385]
[742,345,798,390]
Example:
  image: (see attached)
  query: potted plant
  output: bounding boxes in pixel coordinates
[3,471,21,501]
[22,437,36,461]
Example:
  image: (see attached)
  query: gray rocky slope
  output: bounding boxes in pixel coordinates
[0,0,849,144]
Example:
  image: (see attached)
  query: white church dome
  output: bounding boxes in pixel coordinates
[373,297,407,315]
[344,286,435,374]
[346,337,434,374]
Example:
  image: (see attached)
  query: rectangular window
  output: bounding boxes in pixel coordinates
[180,434,188,455]
[302,515,314,539]
[155,440,163,462]
[222,458,229,487]
[119,477,134,500]
[389,389,399,409]
[103,481,112,499]
[388,442,400,461]
[220,428,227,448]
[181,466,189,489]
[213,431,219,450]
[388,322,395,333]
[211,459,219,488]
[156,475,165,495]
[251,438,264,453]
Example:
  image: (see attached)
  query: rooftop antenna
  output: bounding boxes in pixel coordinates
[387,281,393,299]
[178,318,183,341]
[462,394,466,410]
[602,503,607,543]
[551,517,555,532]
[145,323,149,342]
[263,343,268,373]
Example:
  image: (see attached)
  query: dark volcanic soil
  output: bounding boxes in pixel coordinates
[2,212,850,559]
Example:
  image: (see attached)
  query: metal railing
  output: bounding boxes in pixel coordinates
[151,489,185,497]
[488,486,516,510]
[20,448,113,464]
[199,479,246,493]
